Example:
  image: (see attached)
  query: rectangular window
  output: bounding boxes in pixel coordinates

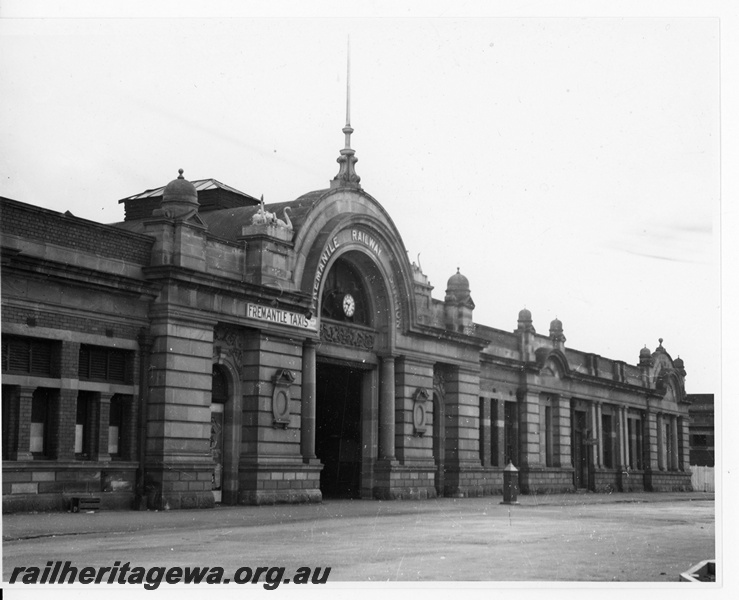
[602,414,614,468]
[78,345,133,384]
[545,406,553,467]
[2,336,56,376]
[692,434,708,447]
[2,385,15,459]
[109,395,123,456]
[627,417,643,470]
[539,402,553,467]
[504,401,516,466]
[634,418,643,470]
[491,400,500,467]
[31,389,51,457]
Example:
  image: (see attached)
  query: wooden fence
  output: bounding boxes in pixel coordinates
[690,465,715,492]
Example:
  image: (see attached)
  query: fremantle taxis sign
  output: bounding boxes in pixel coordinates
[246,303,317,331]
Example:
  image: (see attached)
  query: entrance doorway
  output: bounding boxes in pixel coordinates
[571,409,589,490]
[316,363,363,498]
[211,365,228,504]
[432,392,445,496]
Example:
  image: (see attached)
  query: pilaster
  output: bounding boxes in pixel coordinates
[145,314,216,509]
[517,390,541,469]
[552,395,572,468]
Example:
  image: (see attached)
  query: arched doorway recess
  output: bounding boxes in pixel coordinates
[314,248,396,499]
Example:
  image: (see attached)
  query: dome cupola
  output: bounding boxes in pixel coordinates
[161,168,199,211]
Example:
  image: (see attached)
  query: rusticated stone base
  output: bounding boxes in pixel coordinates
[237,460,323,505]
[645,470,693,492]
[619,470,646,492]
[594,469,620,493]
[518,467,575,494]
[442,465,505,497]
[2,461,138,513]
[144,460,215,510]
[372,461,437,500]
[238,489,322,505]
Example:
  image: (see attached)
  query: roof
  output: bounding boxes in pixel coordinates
[118,178,258,203]
[200,190,327,241]
[112,189,328,240]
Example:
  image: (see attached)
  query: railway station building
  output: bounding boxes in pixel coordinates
[1,122,693,512]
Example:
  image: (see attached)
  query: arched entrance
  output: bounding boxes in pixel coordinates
[210,365,228,503]
[432,391,445,497]
[314,249,394,499]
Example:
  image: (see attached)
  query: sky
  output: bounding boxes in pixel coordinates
[0,1,732,401]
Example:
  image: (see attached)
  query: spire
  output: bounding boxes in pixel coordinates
[331,36,361,189]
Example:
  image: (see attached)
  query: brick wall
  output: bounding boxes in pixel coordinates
[1,305,142,341]
[0,198,153,264]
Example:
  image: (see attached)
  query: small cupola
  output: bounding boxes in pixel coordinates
[160,169,199,218]
[673,356,686,377]
[549,317,566,347]
[443,268,475,333]
[516,308,535,333]
[639,345,653,367]
[445,268,472,305]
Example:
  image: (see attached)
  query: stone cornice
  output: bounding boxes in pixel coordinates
[142,264,311,313]
[1,248,158,299]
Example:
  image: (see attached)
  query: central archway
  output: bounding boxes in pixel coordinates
[314,247,396,499]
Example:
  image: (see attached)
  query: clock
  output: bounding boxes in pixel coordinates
[342,293,356,318]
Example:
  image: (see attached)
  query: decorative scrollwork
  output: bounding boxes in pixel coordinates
[320,322,375,351]
[214,325,244,367]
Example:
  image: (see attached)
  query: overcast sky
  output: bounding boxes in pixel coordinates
[0,1,732,398]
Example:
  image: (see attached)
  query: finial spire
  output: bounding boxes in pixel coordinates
[346,35,351,128]
[331,35,361,189]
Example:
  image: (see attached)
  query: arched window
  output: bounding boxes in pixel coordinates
[212,365,228,404]
[320,258,370,326]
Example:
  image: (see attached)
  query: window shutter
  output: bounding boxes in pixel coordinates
[30,341,52,374]
[108,351,126,382]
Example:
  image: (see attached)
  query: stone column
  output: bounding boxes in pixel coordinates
[617,407,627,468]
[595,402,603,468]
[301,340,317,462]
[91,392,113,462]
[670,415,679,471]
[379,354,396,460]
[588,402,599,468]
[624,408,636,467]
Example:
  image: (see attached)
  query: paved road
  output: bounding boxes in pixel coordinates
[3,492,715,583]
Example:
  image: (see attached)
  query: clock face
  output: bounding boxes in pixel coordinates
[342,293,356,317]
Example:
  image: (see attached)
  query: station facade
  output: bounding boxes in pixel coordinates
[1,124,693,512]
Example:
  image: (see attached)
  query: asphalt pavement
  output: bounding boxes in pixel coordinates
[3,491,716,583]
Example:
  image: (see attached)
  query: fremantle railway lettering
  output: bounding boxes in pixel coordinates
[351,229,382,257]
[310,228,401,328]
[311,235,342,311]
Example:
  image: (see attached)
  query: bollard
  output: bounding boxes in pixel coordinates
[501,461,519,505]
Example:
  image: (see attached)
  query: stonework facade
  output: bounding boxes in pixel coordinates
[2,134,693,513]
